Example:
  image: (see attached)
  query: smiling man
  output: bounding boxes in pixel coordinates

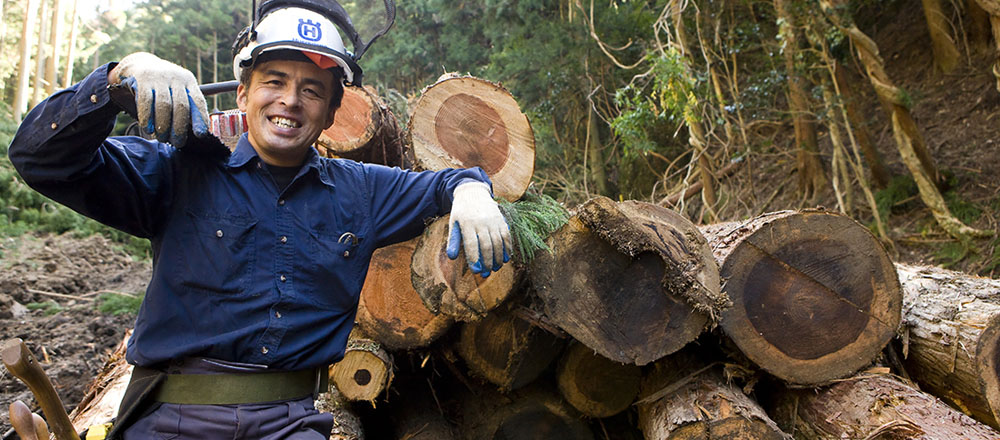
[8,1,511,439]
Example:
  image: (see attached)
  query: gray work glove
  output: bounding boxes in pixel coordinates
[446,182,513,278]
[109,52,209,147]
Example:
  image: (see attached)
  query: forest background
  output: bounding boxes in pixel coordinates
[0,0,999,279]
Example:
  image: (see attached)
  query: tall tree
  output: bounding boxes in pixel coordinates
[922,0,961,73]
[14,0,38,120]
[30,0,46,107]
[61,0,77,87]
[44,0,60,94]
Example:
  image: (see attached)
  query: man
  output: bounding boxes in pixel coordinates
[8,1,511,438]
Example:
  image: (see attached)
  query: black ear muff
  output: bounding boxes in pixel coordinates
[231,26,252,61]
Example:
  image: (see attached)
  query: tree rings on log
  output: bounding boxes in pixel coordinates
[701,210,901,385]
[356,237,453,350]
[408,76,534,201]
[316,85,408,168]
[457,306,564,392]
[530,197,717,365]
[637,352,789,440]
[769,374,1000,439]
[897,263,1000,428]
[411,216,520,322]
[556,341,641,418]
[329,330,393,403]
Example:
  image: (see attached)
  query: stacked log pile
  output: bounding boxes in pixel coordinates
[60,77,1000,440]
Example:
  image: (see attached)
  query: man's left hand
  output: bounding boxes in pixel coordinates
[447,182,512,277]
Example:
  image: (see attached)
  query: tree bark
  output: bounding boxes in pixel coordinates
[700,209,901,385]
[14,0,39,121]
[410,217,521,322]
[315,385,364,440]
[408,75,535,201]
[31,0,47,107]
[555,340,641,418]
[969,0,992,54]
[61,0,77,88]
[44,0,61,94]
[774,0,827,199]
[70,330,132,433]
[897,263,1000,429]
[456,305,564,392]
[769,374,1000,439]
[356,237,453,351]
[833,61,891,188]
[922,0,962,73]
[637,351,789,440]
[317,85,409,168]
[329,329,393,403]
[530,196,722,365]
[585,104,610,197]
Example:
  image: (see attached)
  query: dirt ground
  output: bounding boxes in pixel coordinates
[2,3,1000,439]
[0,234,149,435]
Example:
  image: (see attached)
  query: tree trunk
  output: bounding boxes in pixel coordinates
[991,12,1000,93]
[61,0,77,88]
[356,237,453,351]
[14,0,39,120]
[897,263,1000,429]
[408,75,535,201]
[458,384,594,440]
[774,0,826,199]
[456,305,564,392]
[821,1,989,240]
[700,209,901,385]
[555,340,641,418]
[585,104,610,197]
[969,0,992,54]
[923,0,962,73]
[317,85,409,168]
[637,351,789,440]
[31,0,48,107]
[410,216,521,322]
[329,329,393,403]
[769,374,1000,439]
[44,0,61,94]
[833,61,891,188]
[530,196,722,365]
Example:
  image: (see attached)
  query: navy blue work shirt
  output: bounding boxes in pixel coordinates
[8,64,491,371]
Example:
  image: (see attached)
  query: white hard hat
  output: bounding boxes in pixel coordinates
[232,6,361,85]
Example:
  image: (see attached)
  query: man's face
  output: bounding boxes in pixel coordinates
[237,58,337,166]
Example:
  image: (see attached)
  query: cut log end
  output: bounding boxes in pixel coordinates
[711,210,901,385]
[409,77,534,201]
[457,307,563,391]
[556,342,641,418]
[979,313,1000,424]
[329,334,393,402]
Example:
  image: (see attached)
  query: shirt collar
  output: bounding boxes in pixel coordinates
[227,135,335,187]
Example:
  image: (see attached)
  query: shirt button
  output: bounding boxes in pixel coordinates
[280,275,287,282]
[216,230,224,238]
[280,236,287,244]
[261,346,269,354]
[343,250,350,257]
[275,311,282,319]
[50,122,58,130]
[90,94,98,103]
[278,199,286,206]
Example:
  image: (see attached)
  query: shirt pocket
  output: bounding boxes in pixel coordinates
[303,229,364,310]
[175,210,257,295]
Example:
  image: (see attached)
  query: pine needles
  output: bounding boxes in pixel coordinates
[497,191,569,264]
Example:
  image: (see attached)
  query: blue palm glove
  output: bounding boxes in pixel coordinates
[110,52,209,147]
[446,182,512,278]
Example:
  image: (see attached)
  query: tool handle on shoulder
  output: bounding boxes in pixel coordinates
[2,339,81,440]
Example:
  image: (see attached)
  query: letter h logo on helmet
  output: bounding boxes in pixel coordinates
[298,18,322,41]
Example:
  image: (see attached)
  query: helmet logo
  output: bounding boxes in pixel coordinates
[297,19,322,42]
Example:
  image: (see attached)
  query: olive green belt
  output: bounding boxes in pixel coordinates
[146,367,328,405]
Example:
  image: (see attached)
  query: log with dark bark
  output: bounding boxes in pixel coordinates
[897,263,1000,428]
[316,85,408,167]
[356,237,454,350]
[411,217,521,322]
[329,329,393,403]
[456,305,564,392]
[701,209,901,385]
[530,196,722,365]
[408,75,535,201]
[555,340,641,418]
[386,377,458,440]
[637,351,789,440]
[458,384,594,440]
[769,374,1000,439]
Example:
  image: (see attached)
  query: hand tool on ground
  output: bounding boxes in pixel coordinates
[9,400,43,440]
[2,338,81,440]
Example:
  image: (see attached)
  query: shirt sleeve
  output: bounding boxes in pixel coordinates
[7,64,175,238]
[362,164,492,248]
